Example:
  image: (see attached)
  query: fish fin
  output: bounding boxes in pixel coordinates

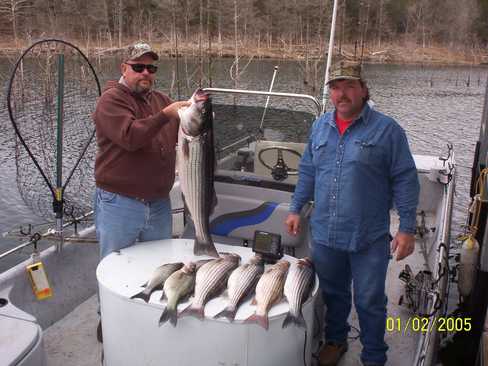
[182,138,190,159]
[245,313,269,330]
[193,238,219,258]
[214,307,237,321]
[282,312,307,329]
[209,189,218,216]
[159,306,178,327]
[179,305,205,320]
[130,290,151,303]
[250,297,257,306]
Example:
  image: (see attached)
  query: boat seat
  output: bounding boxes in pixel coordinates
[0,313,45,366]
[181,192,310,249]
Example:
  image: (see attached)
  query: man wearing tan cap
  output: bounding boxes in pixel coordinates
[286,60,419,366]
[93,42,189,260]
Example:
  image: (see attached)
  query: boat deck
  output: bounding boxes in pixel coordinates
[43,214,434,366]
[44,295,102,366]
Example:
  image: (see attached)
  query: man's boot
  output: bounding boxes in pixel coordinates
[318,342,348,366]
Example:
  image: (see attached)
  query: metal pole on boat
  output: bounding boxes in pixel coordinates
[321,0,339,114]
[55,53,65,252]
[258,65,279,135]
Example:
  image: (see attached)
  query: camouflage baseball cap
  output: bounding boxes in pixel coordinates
[127,42,159,61]
[327,60,362,84]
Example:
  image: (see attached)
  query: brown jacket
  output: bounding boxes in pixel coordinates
[93,81,178,200]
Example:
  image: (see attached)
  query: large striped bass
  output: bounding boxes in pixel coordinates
[130,262,184,303]
[246,259,290,330]
[282,257,314,329]
[214,254,264,321]
[177,89,219,258]
[182,253,241,319]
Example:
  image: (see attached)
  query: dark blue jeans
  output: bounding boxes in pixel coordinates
[312,238,390,365]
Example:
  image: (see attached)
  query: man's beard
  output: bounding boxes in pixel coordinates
[134,79,152,94]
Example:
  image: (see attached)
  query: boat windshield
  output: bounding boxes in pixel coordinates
[207,90,319,178]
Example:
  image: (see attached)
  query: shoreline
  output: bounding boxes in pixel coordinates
[1,40,487,66]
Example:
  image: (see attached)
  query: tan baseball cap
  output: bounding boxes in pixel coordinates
[127,42,159,61]
[327,60,362,84]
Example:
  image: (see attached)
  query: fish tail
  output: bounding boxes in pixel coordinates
[282,311,307,329]
[245,313,269,330]
[129,290,151,303]
[214,307,237,321]
[159,306,178,327]
[193,238,219,258]
[179,305,205,320]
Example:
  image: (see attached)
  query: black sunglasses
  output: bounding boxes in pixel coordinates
[125,63,158,74]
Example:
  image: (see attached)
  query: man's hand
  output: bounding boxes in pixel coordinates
[285,213,301,236]
[162,100,191,120]
[391,232,415,260]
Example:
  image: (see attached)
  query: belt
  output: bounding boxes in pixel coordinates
[133,197,155,204]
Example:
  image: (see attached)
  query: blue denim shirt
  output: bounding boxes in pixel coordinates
[290,103,420,252]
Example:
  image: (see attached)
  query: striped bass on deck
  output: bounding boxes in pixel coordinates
[177,89,219,258]
[246,259,290,330]
[181,253,241,319]
[130,262,184,303]
[282,257,314,329]
[159,262,197,327]
[214,254,264,321]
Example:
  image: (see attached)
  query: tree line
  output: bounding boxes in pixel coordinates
[1,0,487,56]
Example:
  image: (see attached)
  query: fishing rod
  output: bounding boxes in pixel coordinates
[321,0,339,114]
[258,65,279,135]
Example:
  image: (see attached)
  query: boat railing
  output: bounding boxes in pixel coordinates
[0,210,94,261]
[0,207,186,262]
[202,87,322,117]
[413,149,456,366]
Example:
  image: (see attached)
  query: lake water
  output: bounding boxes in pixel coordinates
[0,55,487,272]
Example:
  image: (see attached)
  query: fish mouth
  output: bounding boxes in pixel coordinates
[193,89,209,103]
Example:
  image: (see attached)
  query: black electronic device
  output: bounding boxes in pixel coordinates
[252,230,283,263]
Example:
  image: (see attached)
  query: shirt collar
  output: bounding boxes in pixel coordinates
[119,76,128,87]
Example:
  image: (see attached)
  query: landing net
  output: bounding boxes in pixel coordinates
[6,39,101,221]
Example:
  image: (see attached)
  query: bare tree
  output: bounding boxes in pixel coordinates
[0,0,32,45]
[117,0,123,48]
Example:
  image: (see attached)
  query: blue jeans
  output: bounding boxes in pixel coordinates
[94,188,172,259]
[312,237,390,365]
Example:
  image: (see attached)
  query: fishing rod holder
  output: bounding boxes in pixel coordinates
[398,264,436,316]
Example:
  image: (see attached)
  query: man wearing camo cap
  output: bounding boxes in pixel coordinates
[286,60,419,366]
[92,41,190,341]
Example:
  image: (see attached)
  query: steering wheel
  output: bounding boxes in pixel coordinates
[257,146,302,181]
